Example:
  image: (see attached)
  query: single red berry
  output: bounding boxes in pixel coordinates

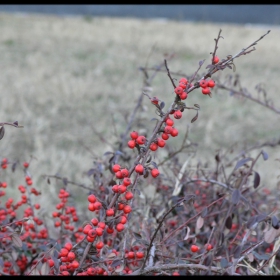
[83,224,92,234]
[93,201,102,210]
[112,164,121,173]
[112,184,119,193]
[127,140,136,149]
[121,168,129,178]
[202,87,210,95]
[161,133,169,140]
[60,248,69,257]
[213,56,219,64]
[179,77,188,85]
[199,79,208,88]
[48,259,55,268]
[170,128,179,137]
[179,91,188,100]
[119,215,127,224]
[136,135,146,145]
[164,126,173,134]
[123,205,132,214]
[88,229,97,238]
[136,252,144,259]
[165,118,174,126]
[91,218,99,226]
[107,227,114,234]
[115,171,123,179]
[1,182,7,188]
[191,245,199,253]
[157,138,165,148]
[88,203,96,212]
[64,242,73,251]
[23,162,29,168]
[1,164,7,169]
[118,203,124,210]
[151,168,160,178]
[207,79,215,88]
[127,251,135,259]
[125,191,133,200]
[173,272,180,276]
[151,97,159,105]
[67,252,75,261]
[174,86,184,95]
[116,223,125,232]
[96,227,104,236]
[118,185,127,193]
[34,203,40,209]
[149,142,158,151]
[178,82,187,89]
[135,164,144,174]
[106,208,114,216]
[72,260,79,269]
[174,110,182,119]
[206,244,213,251]
[96,241,104,249]
[88,194,97,203]
[130,131,138,140]
[122,177,131,186]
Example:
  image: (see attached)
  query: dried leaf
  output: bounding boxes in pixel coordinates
[11,234,23,248]
[204,253,213,266]
[12,162,17,172]
[62,177,68,186]
[160,101,165,109]
[107,252,117,259]
[271,215,279,229]
[47,178,51,184]
[194,104,200,109]
[253,172,260,189]
[225,216,232,230]
[13,121,18,126]
[201,207,208,218]
[111,259,121,268]
[199,60,205,66]
[30,267,41,275]
[183,226,191,241]
[233,245,242,259]
[231,189,241,205]
[103,151,114,156]
[220,258,229,268]
[256,214,267,223]
[234,158,252,171]
[262,150,268,161]
[196,216,204,230]
[191,111,198,123]
[133,232,142,240]
[264,227,277,243]
[115,262,124,272]
[247,253,254,262]
[252,251,270,261]
[0,126,5,140]
[247,216,258,229]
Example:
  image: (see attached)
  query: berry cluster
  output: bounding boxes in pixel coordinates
[199,78,216,95]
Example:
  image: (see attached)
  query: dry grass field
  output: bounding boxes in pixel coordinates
[0,12,280,213]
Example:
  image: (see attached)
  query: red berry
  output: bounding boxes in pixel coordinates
[149,142,158,151]
[165,118,174,126]
[202,87,210,95]
[206,244,213,251]
[157,138,165,148]
[112,164,121,173]
[88,229,97,238]
[130,131,138,140]
[122,177,131,186]
[135,164,144,174]
[136,135,146,145]
[93,201,102,210]
[119,215,127,224]
[207,79,215,88]
[96,227,104,236]
[191,245,199,253]
[136,252,144,259]
[27,179,33,186]
[1,164,7,169]
[121,169,129,178]
[151,97,159,105]
[178,82,187,89]
[98,222,106,229]
[34,203,40,209]
[174,86,183,95]
[107,227,114,234]
[125,191,133,200]
[118,185,127,193]
[60,248,69,257]
[179,91,188,100]
[83,224,92,234]
[115,171,123,179]
[91,218,99,226]
[112,184,119,193]
[199,79,208,88]
[67,252,75,261]
[164,126,173,134]
[127,251,135,259]
[151,168,160,178]
[23,162,29,168]
[213,56,219,64]
[88,194,97,203]
[174,110,182,119]
[64,242,73,251]
[173,272,180,276]
[127,140,136,149]
[116,223,125,232]
[170,128,179,137]
[1,182,7,188]
[161,133,169,140]
[106,208,114,216]
[88,203,96,212]
[123,205,132,214]
[48,259,55,268]
[179,77,188,85]
[96,241,104,249]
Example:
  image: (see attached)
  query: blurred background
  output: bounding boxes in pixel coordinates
[0,5,280,26]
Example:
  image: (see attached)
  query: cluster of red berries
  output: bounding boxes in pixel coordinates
[199,78,216,95]
[1,158,8,169]
[174,77,190,100]
[127,131,146,149]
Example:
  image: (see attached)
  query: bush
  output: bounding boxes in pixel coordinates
[1,28,279,276]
